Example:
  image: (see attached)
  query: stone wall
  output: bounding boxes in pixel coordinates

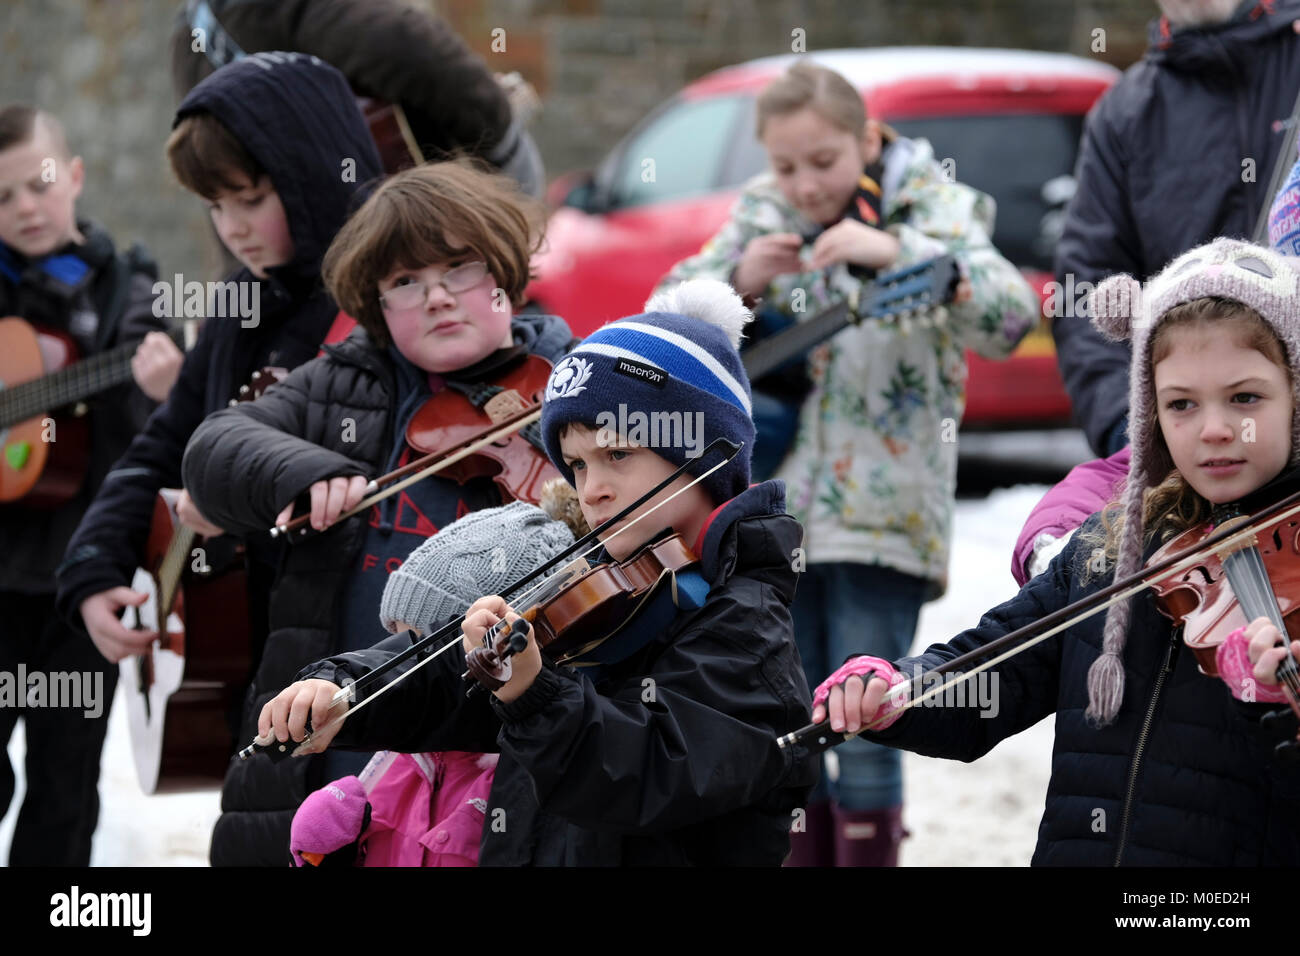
[1,0,1153,280]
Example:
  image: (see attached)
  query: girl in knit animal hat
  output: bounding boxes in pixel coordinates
[813,237,1300,865]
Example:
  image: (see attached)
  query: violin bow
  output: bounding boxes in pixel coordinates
[269,404,542,539]
[779,486,1300,753]
[240,437,742,759]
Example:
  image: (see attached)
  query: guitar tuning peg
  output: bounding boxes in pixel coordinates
[932,306,948,325]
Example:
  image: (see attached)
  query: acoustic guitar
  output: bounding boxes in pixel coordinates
[0,316,186,507]
[121,366,285,794]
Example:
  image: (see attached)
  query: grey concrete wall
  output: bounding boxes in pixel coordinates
[1,0,1151,282]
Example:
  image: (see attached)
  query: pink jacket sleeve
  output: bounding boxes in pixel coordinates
[1011,446,1131,586]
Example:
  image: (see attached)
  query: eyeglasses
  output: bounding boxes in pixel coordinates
[378,261,489,311]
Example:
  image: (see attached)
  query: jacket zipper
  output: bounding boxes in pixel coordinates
[1113,628,1180,866]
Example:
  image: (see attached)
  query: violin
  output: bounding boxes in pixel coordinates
[779,483,1300,757]
[461,533,700,693]
[239,438,740,760]
[405,353,558,505]
[1146,502,1300,754]
[271,353,558,538]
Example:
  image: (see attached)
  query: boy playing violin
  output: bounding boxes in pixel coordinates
[259,279,817,865]
[180,158,572,865]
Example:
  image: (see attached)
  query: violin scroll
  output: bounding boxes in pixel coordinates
[462,617,531,697]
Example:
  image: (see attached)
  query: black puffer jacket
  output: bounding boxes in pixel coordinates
[1053,0,1300,455]
[55,53,382,627]
[870,515,1300,866]
[182,315,573,866]
[298,480,817,866]
[0,221,162,593]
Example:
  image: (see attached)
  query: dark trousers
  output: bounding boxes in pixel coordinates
[0,591,117,866]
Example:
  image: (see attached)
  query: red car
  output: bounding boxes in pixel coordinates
[528,47,1120,427]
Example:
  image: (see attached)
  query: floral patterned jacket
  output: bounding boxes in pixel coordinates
[656,136,1038,596]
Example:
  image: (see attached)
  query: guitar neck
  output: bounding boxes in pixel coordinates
[742,301,850,382]
[0,326,183,430]
[741,256,959,382]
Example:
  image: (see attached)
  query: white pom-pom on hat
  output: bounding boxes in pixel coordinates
[1088,274,1143,342]
[645,279,751,350]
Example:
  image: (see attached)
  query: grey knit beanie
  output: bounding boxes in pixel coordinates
[379,501,575,634]
[1086,237,1300,725]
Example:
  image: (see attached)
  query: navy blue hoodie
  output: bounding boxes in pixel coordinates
[56,52,382,625]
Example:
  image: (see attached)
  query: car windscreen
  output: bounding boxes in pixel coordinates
[600,94,751,209]
[727,110,1085,273]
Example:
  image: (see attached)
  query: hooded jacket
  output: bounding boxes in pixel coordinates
[181,314,574,865]
[55,52,382,626]
[1053,0,1300,455]
[870,514,1300,866]
[294,480,818,866]
[0,220,162,593]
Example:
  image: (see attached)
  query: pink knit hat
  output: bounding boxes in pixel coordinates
[1086,237,1300,725]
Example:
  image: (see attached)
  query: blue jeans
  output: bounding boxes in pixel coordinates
[792,563,926,811]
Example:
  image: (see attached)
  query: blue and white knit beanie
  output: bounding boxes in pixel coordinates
[539,279,755,504]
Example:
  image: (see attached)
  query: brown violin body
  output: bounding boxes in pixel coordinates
[530,533,700,660]
[465,534,701,689]
[1147,509,1300,676]
[405,353,559,505]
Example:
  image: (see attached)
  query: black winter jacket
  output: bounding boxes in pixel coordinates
[170,0,513,165]
[1053,0,1300,455]
[871,516,1300,866]
[181,315,574,866]
[297,479,818,866]
[0,221,162,593]
[55,52,382,626]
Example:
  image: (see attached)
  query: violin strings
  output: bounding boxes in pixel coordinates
[273,448,737,750]
[831,506,1300,738]
[1219,540,1300,704]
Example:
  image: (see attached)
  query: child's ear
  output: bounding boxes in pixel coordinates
[68,156,85,200]
[860,120,883,165]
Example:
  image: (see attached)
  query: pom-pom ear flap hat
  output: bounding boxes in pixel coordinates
[1084,238,1300,725]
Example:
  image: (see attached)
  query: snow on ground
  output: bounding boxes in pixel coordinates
[902,484,1056,867]
[1,483,1058,866]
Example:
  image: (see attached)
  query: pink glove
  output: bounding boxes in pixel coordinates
[290,775,372,867]
[812,655,910,731]
[1216,626,1290,704]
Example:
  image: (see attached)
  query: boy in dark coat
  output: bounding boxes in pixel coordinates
[57,52,382,657]
[181,160,574,865]
[258,279,817,865]
[0,105,171,865]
